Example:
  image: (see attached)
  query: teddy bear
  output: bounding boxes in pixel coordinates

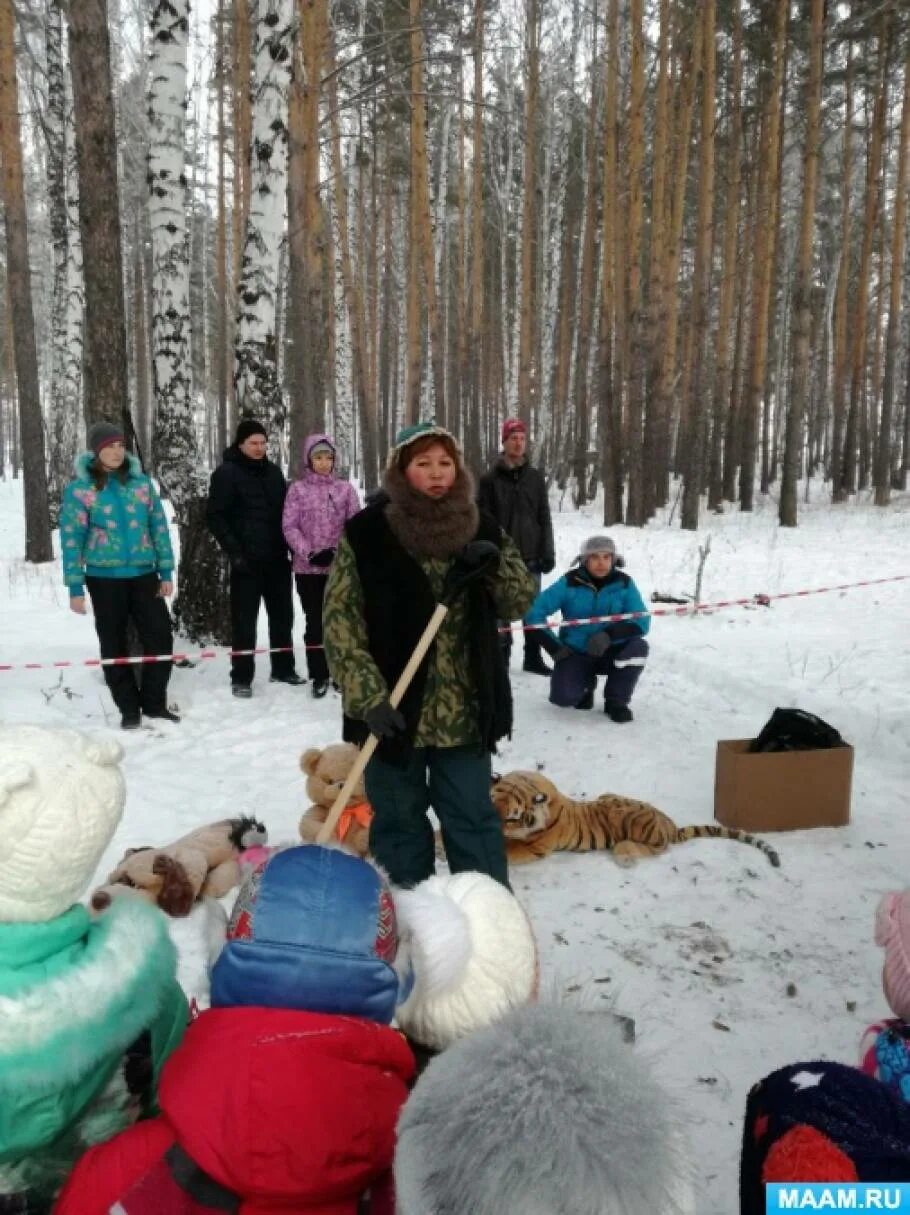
[298,743,372,857]
[91,815,267,917]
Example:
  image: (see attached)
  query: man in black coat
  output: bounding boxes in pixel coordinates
[207,418,304,697]
[477,417,555,675]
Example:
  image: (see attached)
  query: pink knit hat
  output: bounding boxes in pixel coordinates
[501,417,527,444]
[875,891,910,1021]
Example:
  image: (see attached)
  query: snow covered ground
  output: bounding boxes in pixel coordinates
[2,474,909,1213]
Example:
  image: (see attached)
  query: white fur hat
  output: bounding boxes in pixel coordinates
[0,725,126,922]
[393,871,538,1051]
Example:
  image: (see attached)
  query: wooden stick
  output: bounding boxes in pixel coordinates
[315,603,450,844]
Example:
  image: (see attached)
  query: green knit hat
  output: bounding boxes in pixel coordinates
[387,421,462,468]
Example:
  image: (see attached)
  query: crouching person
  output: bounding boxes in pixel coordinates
[527,535,650,722]
[54,846,416,1215]
[395,1003,695,1215]
[0,725,186,1214]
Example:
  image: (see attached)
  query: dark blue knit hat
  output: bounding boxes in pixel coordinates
[210,845,413,1024]
[741,1060,910,1213]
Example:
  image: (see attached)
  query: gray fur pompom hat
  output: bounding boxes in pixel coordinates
[395,1003,695,1215]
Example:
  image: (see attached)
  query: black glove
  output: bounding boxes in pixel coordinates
[539,557,555,575]
[525,558,541,575]
[459,540,500,574]
[364,700,407,739]
[230,554,251,575]
[308,548,336,568]
[585,630,613,658]
[553,645,573,663]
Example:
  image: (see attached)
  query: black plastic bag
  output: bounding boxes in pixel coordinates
[750,707,846,754]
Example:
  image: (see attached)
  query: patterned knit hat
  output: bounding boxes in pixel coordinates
[394,872,538,1052]
[0,725,126,922]
[210,845,413,1023]
[740,1060,910,1212]
[876,891,910,1021]
[501,417,527,444]
[387,421,462,469]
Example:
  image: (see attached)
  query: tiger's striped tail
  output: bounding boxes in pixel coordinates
[676,824,781,868]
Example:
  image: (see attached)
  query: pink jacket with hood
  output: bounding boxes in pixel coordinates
[282,434,361,574]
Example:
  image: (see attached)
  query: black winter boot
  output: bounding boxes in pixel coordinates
[604,701,633,723]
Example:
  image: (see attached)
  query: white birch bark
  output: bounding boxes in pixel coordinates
[148,0,203,514]
[46,0,83,520]
[234,0,295,439]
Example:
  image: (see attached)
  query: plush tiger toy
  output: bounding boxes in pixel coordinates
[492,771,780,868]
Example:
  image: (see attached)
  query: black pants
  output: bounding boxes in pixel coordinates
[230,558,296,686]
[86,573,173,716]
[500,567,544,662]
[295,573,329,682]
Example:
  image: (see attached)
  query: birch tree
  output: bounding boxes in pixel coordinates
[234,0,295,441]
[45,0,84,523]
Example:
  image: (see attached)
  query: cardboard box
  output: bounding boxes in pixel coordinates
[714,738,853,832]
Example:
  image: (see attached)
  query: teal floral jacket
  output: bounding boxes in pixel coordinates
[59,453,174,597]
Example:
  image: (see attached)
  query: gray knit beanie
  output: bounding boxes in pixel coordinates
[86,421,125,456]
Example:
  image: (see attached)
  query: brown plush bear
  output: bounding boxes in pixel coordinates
[91,816,267,917]
[298,743,372,858]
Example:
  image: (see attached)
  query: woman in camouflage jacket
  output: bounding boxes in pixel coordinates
[324,423,535,889]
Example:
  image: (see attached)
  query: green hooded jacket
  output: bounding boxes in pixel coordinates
[0,898,187,1209]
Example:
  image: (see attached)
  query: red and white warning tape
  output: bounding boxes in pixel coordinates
[1,574,907,672]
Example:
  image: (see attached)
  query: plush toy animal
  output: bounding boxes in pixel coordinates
[298,743,372,857]
[491,771,780,868]
[91,816,267,917]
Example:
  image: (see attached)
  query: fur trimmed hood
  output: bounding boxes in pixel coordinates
[382,462,478,560]
[395,1003,695,1215]
[0,898,181,1096]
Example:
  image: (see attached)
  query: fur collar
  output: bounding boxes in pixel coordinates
[0,898,178,1095]
[383,464,479,559]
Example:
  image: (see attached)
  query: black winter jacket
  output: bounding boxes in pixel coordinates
[206,446,289,563]
[477,458,554,570]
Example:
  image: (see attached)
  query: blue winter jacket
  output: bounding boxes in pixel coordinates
[526,566,650,654]
[59,452,174,597]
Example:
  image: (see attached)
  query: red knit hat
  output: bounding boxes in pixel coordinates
[501,417,527,444]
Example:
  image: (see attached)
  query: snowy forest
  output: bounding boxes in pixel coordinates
[1,0,909,637]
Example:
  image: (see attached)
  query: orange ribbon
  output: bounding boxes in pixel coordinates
[336,801,373,842]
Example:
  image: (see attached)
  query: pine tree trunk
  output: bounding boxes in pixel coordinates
[830,36,852,502]
[215,0,228,456]
[570,36,601,508]
[640,0,670,520]
[874,45,909,506]
[465,0,484,469]
[67,0,131,434]
[408,0,444,422]
[779,0,823,526]
[841,15,889,499]
[739,0,787,512]
[623,0,646,525]
[652,17,702,516]
[598,0,622,524]
[0,0,52,560]
[680,0,716,532]
[708,0,742,513]
[233,0,294,439]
